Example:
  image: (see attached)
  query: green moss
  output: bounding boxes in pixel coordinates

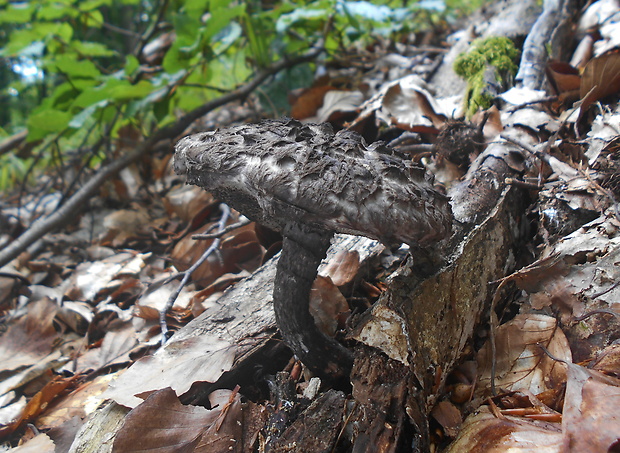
[453,36,519,117]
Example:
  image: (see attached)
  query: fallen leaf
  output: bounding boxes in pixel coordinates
[0,374,79,439]
[194,389,243,452]
[446,405,562,452]
[309,276,349,337]
[112,387,219,453]
[0,298,60,373]
[477,314,571,397]
[578,50,620,122]
[319,249,360,287]
[431,400,462,438]
[104,335,236,408]
[9,433,56,453]
[562,361,620,452]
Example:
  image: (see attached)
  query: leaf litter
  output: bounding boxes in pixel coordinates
[3,1,620,451]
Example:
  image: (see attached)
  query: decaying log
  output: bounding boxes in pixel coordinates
[346,132,533,450]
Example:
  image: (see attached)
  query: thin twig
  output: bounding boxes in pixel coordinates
[159,204,231,344]
[573,308,620,322]
[192,217,251,240]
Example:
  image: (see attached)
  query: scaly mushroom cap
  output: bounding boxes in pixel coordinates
[174,118,452,248]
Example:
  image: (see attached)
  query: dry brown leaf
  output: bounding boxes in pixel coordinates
[164,185,215,224]
[579,50,620,121]
[100,208,151,246]
[431,400,462,438]
[36,373,115,431]
[0,298,60,373]
[135,278,195,320]
[562,361,620,452]
[64,252,147,302]
[0,374,79,439]
[590,343,620,377]
[546,61,581,95]
[446,405,562,452]
[74,328,139,373]
[290,84,337,120]
[382,77,446,131]
[318,249,360,287]
[309,276,349,337]
[477,314,571,397]
[570,35,594,70]
[10,433,56,453]
[194,389,243,453]
[112,387,219,453]
[315,90,364,123]
[349,304,411,366]
[0,394,26,426]
[104,335,236,408]
[171,223,263,288]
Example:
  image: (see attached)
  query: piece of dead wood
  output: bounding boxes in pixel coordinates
[346,132,534,450]
[269,390,346,453]
[516,0,579,90]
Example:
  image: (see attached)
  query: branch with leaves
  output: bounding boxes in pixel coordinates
[0,44,323,269]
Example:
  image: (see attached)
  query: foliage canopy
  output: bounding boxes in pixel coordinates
[0,0,474,190]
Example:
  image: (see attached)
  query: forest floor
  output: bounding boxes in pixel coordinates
[1,0,620,451]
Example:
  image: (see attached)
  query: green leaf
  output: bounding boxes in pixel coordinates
[37,4,78,20]
[0,21,72,56]
[27,109,71,141]
[42,82,79,110]
[78,0,112,12]
[162,42,192,73]
[0,2,35,24]
[275,8,328,33]
[55,55,101,78]
[173,13,202,43]
[124,55,140,76]
[81,9,104,27]
[211,22,242,54]
[72,79,124,108]
[68,100,108,128]
[0,30,40,56]
[204,4,245,40]
[71,41,116,57]
[184,0,210,13]
[153,97,171,122]
[340,2,361,30]
[108,80,156,100]
[32,22,74,42]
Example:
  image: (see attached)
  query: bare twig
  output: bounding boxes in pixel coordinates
[0,44,324,269]
[159,204,231,344]
[573,308,620,322]
[191,217,251,240]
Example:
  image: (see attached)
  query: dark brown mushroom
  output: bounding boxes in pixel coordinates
[174,118,453,384]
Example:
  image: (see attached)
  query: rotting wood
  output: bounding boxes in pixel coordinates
[348,132,536,449]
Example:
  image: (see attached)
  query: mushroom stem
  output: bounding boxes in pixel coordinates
[274,222,353,383]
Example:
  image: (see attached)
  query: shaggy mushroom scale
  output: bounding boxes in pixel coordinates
[174,118,453,383]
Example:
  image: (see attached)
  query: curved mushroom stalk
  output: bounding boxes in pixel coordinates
[274,223,353,383]
[174,118,453,383]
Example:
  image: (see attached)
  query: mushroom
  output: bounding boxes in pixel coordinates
[174,118,453,383]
